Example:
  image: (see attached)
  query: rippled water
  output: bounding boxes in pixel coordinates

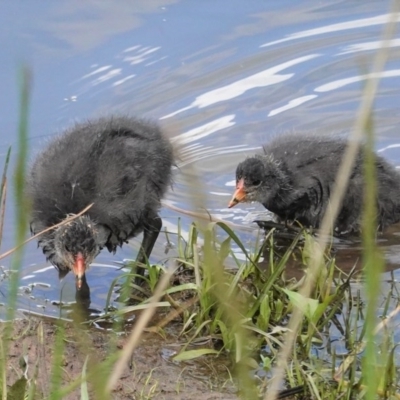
[1,1,400,318]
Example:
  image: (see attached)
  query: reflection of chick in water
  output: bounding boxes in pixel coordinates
[74,274,91,312]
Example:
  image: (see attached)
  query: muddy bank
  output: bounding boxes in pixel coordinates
[5,317,237,400]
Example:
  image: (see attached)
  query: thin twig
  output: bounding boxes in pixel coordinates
[147,295,199,332]
[265,5,400,399]
[0,203,93,262]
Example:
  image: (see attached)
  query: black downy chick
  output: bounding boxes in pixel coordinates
[27,116,174,289]
[228,133,400,234]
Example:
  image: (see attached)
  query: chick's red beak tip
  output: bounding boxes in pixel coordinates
[228,179,246,208]
[73,253,86,289]
[228,198,239,208]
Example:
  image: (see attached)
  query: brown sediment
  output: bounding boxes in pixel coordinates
[4,317,237,400]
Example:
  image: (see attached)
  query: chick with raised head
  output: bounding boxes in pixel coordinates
[228,134,400,234]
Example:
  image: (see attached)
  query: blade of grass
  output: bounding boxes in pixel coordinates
[265,5,400,399]
[0,147,11,250]
[0,146,11,208]
[5,66,31,323]
[361,114,385,400]
[1,69,31,397]
[173,348,219,361]
[0,178,7,251]
[81,356,89,400]
[49,324,65,400]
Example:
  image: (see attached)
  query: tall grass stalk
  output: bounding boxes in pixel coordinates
[6,66,30,322]
[0,67,31,400]
[0,147,11,251]
[167,161,261,398]
[202,225,258,398]
[265,3,400,399]
[362,116,386,399]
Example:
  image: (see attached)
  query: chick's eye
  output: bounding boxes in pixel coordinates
[252,180,261,186]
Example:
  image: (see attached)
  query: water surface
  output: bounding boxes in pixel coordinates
[0,1,399,319]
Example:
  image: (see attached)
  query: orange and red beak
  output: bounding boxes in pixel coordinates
[228,178,247,208]
[72,252,86,290]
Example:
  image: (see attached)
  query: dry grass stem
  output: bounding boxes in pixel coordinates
[147,295,199,332]
[0,203,93,262]
[105,265,176,393]
[265,5,400,399]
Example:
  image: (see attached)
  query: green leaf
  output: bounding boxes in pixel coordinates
[216,320,229,347]
[118,301,170,315]
[164,283,199,294]
[282,289,319,319]
[257,294,270,330]
[219,236,231,262]
[80,356,89,400]
[173,348,219,361]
